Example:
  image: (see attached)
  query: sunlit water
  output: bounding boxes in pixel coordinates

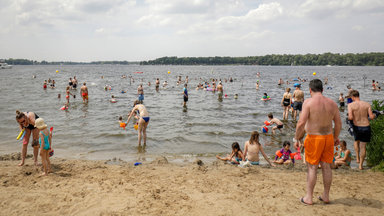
[0,65,382,166]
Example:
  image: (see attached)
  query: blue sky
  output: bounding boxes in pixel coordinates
[0,0,383,61]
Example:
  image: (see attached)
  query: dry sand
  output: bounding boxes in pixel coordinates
[0,153,383,216]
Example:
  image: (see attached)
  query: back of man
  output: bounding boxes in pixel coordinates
[348,100,371,127]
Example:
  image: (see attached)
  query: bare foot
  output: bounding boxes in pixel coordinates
[18,161,25,166]
[39,172,48,177]
[359,165,364,170]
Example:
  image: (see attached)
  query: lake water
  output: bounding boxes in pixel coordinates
[0,65,382,166]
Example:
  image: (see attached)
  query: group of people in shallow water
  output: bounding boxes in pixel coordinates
[15,73,382,207]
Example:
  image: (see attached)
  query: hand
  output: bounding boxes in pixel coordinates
[271,163,276,167]
[334,138,340,146]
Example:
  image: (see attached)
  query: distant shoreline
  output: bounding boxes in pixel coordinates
[3,52,384,66]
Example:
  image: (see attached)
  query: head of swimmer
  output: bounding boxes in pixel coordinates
[283,141,291,151]
[268,113,273,120]
[350,90,359,100]
[133,100,141,106]
[309,79,323,94]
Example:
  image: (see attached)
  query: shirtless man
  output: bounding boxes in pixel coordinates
[217,82,223,100]
[292,84,304,121]
[137,84,144,103]
[294,79,341,205]
[243,131,275,166]
[347,90,374,170]
[127,100,150,146]
[80,82,88,103]
[155,78,160,92]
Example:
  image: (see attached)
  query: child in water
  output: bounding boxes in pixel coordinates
[118,116,126,130]
[274,141,295,164]
[35,118,52,176]
[267,113,284,134]
[262,93,270,100]
[335,140,351,167]
[216,142,245,164]
[110,95,117,103]
[65,86,73,104]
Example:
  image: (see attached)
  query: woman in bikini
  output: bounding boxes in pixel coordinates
[281,88,292,120]
[15,110,41,166]
[127,100,150,146]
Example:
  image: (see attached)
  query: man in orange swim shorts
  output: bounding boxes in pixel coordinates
[294,79,341,205]
[80,82,89,103]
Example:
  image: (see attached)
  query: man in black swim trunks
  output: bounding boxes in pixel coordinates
[348,90,375,170]
[292,84,304,121]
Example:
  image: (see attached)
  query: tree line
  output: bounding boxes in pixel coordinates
[140,52,384,66]
[2,52,384,66]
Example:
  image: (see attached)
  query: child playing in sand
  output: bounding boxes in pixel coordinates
[266,113,284,134]
[335,140,351,167]
[339,93,345,107]
[216,142,244,164]
[274,141,295,164]
[242,131,276,166]
[35,118,52,176]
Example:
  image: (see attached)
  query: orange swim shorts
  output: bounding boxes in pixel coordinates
[82,92,88,99]
[304,134,334,165]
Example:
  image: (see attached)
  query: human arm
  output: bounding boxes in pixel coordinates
[368,106,375,120]
[127,106,137,124]
[294,100,310,148]
[347,105,353,121]
[243,142,248,160]
[260,145,276,167]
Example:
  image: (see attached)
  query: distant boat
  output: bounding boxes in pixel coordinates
[0,63,12,69]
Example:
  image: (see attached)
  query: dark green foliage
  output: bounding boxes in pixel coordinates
[367,100,384,169]
[140,52,384,66]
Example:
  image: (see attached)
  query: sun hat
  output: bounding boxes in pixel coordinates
[35,118,47,130]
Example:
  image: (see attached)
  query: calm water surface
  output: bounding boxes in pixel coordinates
[0,65,383,166]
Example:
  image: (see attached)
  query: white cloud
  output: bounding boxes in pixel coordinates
[352,25,364,31]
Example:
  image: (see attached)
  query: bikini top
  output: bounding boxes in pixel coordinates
[24,112,39,130]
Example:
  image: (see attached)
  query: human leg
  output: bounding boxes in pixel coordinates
[354,140,360,163]
[303,163,318,204]
[319,161,332,202]
[32,128,40,165]
[19,129,31,166]
[143,121,149,145]
[359,142,367,170]
[272,126,277,135]
[46,151,52,173]
[40,149,48,175]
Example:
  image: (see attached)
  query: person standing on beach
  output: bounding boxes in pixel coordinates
[15,110,41,166]
[347,90,374,170]
[80,82,88,103]
[183,84,188,107]
[127,100,150,146]
[138,84,144,103]
[292,84,304,121]
[294,79,341,205]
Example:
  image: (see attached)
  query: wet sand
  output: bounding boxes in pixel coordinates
[0,153,383,216]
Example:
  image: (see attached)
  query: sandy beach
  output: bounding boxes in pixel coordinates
[0,153,383,216]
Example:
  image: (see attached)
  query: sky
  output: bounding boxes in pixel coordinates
[0,0,383,61]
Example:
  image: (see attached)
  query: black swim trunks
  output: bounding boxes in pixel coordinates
[353,125,371,142]
[293,101,302,111]
[277,124,283,129]
[184,96,188,102]
[340,102,345,107]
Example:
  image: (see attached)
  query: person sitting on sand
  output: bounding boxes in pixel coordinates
[216,142,244,165]
[334,140,351,167]
[267,113,284,135]
[242,131,275,166]
[274,141,295,165]
[35,118,52,176]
